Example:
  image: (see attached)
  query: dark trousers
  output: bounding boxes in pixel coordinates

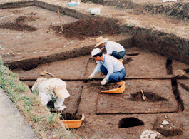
[101,65,126,82]
[111,50,126,59]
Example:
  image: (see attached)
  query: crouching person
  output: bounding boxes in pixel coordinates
[32,78,70,110]
[88,48,126,85]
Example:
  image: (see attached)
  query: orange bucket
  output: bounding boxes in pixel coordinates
[60,113,85,129]
[101,81,125,93]
[61,120,82,128]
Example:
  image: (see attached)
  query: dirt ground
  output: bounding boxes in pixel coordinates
[1,0,189,139]
[0,6,128,63]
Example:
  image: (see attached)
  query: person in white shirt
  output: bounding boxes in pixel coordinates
[32,78,70,110]
[95,36,126,59]
[88,48,126,85]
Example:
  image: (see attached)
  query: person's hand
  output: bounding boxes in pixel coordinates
[88,73,95,79]
[101,78,107,85]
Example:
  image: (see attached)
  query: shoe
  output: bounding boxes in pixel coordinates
[56,105,66,111]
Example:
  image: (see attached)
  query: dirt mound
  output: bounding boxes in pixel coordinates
[87,82,121,91]
[144,2,189,20]
[130,91,168,102]
[103,0,139,10]
[50,17,121,40]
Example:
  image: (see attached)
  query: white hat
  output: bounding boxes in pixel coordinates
[95,36,109,47]
[91,48,101,57]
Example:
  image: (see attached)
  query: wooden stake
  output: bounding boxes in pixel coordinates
[57,4,63,32]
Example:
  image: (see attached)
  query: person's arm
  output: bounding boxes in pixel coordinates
[88,62,102,79]
[93,62,102,75]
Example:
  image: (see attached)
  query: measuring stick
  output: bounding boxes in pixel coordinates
[57,4,63,32]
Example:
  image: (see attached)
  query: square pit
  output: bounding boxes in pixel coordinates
[124,48,171,78]
[97,79,178,114]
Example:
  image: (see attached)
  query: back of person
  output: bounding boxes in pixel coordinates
[99,54,124,71]
[105,41,125,54]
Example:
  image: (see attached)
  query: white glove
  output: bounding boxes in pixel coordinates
[101,78,107,85]
[88,73,95,79]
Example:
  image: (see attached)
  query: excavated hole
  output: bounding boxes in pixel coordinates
[130,91,168,102]
[118,117,144,128]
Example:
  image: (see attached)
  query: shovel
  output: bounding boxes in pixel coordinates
[140,89,146,101]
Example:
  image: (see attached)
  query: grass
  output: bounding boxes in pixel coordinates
[0,57,79,139]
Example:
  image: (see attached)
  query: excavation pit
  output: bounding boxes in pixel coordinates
[118,117,144,128]
[0,5,130,66]
[1,0,189,138]
[97,80,178,114]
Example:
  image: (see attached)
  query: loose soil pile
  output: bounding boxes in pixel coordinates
[89,82,121,91]
[60,113,82,120]
[50,17,121,40]
[103,0,189,20]
[144,2,189,20]
[123,57,133,64]
[102,0,139,10]
[130,91,168,102]
[153,115,183,137]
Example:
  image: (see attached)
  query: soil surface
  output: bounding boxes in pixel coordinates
[0,6,128,63]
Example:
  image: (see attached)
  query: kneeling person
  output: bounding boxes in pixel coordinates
[95,36,126,60]
[88,48,126,85]
[32,78,70,110]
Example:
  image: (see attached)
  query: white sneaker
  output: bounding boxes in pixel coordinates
[56,105,66,111]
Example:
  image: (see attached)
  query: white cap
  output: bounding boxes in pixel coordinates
[91,48,101,57]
